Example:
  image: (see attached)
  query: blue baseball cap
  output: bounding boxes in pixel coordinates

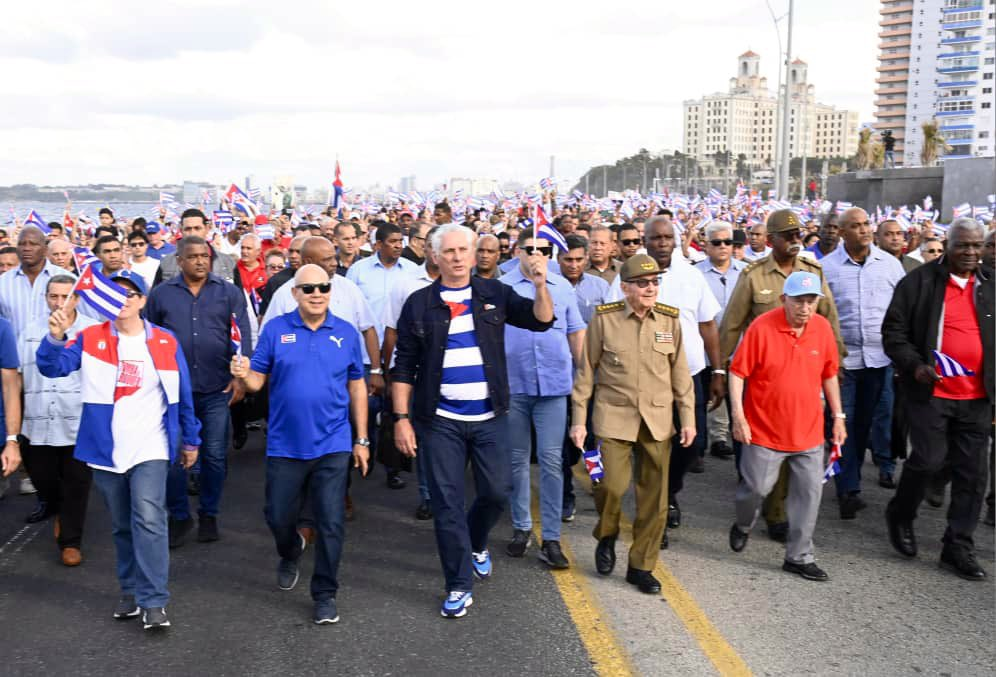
[146,222,163,234]
[783,271,824,298]
[110,269,148,296]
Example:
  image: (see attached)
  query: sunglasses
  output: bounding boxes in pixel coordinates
[523,246,552,256]
[710,239,734,247]
[620,238,641,246]
[124,291,143,299]
[626,277,659,289]
[266,263,285,271]
[296,282,332,295]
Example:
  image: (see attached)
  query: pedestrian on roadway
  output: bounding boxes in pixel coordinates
[37,269,201,630]
[391,223,554,619]
[728,271,846,582]
[230,263,370,624]
[571,254,695,594]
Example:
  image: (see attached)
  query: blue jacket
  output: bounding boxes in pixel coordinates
[391,276,553,421]
[36,320,202,467]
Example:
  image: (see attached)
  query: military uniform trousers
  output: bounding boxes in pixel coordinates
[593,420,670,572]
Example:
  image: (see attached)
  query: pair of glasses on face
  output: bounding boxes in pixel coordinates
[628,277,659,289]
[523,246,552,257]
[620,238,641,247]
[710,239,734,247]
[266,263,285,272]
[296,283,332,295]
[124,291,143,299]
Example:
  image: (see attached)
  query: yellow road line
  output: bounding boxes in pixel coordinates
[572,467,753,677]
[529,494,635,677]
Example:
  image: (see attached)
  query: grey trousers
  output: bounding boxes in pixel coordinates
[707,404,730,447]
[735,443,823,564]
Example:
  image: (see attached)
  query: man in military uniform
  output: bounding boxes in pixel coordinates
[714,209,844,542]
[570,254,696,594]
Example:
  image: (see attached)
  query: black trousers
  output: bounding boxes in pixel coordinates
[889,397,990,551]
[20,442,92,549]
[668,371,708,503]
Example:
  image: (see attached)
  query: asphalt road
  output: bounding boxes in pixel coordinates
[0,431,993,676]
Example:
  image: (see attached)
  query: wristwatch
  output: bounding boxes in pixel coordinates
[5,434,18,443]
[354,437,371,447]
[392,412,410,422]
[369,368,384,375]
[832,412,847,420]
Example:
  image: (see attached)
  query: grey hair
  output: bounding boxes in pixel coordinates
[477,233,499,248]
[947,217,984,243]
[46,274,77,293]
[589,225,612,238]
[239,232,261,247]
[430,223,476,253]
[643,215,671,235]
[704,221,734,240]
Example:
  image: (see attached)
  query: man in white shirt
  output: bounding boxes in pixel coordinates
[127,230,160,291]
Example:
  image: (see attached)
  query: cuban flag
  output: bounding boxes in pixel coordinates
[583,445,604,485]
[225,184,258,219]
[933,350,975,378]
[834,201,853,215]
[822,444,842,484]
[952,202,971,219]
[72,265,128,320]
[332,161,344,215]
[159,191,175,204]
[256,221,275,241]
[534,205,568,252]
[539,177,554,191]
[230,314,243,357]
[213,210,234,229]
[24,209,51,234]
[73,246,99,271]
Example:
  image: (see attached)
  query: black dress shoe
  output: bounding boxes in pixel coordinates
[667,503,681,529]
[197,516,219,542]
[878,473,896,489]
[729,524,749,552]
[838,494,868,520]
[767,521,789,543]
[232,428,248,451]
[939,547,987,581]
[168,517,195,549]
[660,531,669,550]
[689,456,705,474]
[710,442,734,458]
[782,560,829,581]
[925,488,944,508]
[595,537,616,575]
[625,567,662,594]
[25,501,55,524]
[885,508,917,558]
[386,472,406,490]
[414,501,433,520]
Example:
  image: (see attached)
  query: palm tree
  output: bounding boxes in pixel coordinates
[920,119,950,167]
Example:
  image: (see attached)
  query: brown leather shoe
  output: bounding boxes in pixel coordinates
[298,526,316,545]
[61,547,82,567]
[345,495,355,522]
[53,516,61,540]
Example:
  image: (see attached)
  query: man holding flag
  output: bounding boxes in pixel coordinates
[883,217,993,581]
[727,271,845,582]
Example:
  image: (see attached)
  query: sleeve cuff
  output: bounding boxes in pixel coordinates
[45,333,68,346]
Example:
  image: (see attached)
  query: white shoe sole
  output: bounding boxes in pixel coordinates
[440,595,473,618]
[314,616,340,624]
[113,607,141,620]
[278,568,300,591]
[143,620,171,630]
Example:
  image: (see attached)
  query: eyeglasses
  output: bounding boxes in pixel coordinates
[295,282,332,295]
[129,241,147,247]
[626,278,659,289]
[709,239,734,247]
[523,246,552,257]
[925,248,943,254]
[620,238,641,246]
[124,291,143,299]
[266,263,286,271]
[411,235,425,242]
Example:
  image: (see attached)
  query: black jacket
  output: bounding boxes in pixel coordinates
[882,257,994,404]
[391,276,554,421]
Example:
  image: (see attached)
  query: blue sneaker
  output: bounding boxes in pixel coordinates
[440,591,473,618]
[313,598,339,625]
[472,550,492,580]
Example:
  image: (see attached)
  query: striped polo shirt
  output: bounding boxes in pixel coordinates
[437,285,493,421]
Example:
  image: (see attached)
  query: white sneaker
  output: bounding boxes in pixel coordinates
[19,477,37,495]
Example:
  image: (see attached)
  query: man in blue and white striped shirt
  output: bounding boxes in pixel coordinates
[0,227,65,339]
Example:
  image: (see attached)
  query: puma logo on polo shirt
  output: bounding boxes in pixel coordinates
[329,336,344,348]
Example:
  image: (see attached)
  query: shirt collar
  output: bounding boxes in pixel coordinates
[15,262,56,278]
[289,309,336,330]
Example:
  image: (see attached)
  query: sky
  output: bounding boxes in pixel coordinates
[0,0,880,191]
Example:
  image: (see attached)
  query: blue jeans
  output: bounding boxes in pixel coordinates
[167,390,232,519]
[870,366,896,476]
[423,415,509,592]
[92,460,170,608]
[508,395,567,541]
[836,366,889,496]
[264,452,350,601]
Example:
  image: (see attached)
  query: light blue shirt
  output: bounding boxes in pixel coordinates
[345,253,417,341]
[694,258,746,325]
[501,266,585,397]
[821,244,905,370]
[499,256,561,276]
[569,273,611,325]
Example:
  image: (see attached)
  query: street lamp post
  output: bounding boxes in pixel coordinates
[778,0,795,201]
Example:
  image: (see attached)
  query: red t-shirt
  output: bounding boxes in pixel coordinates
[934,274,986,400]
[236,259,268,293]
[731,308,839,452]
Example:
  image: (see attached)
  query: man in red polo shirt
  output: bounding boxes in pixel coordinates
[727,271,846,582]
[883,218,993,581]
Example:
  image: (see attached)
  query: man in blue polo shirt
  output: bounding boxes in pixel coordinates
[231,263,369,626]
[145,222,176,260]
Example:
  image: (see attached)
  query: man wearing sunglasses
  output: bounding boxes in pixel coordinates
[718,209,843,543]
[230,263,369,624]
[616,224,642,263]
[571,254,695,594]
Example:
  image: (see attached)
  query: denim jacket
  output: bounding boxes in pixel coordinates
[391,276,554,421]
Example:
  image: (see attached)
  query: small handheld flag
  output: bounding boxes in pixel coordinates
[932,350,975,378]
[584,444,604,485]
[230,314,243,357]
[71,265,128,320]
[73,246,99,272]
[24,209,52,234]
[822,443,842,484]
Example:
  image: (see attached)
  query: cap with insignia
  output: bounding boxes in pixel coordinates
[620,254,662,282]
[767,209,803,234]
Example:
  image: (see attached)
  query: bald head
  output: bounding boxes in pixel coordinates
[300,236,336,275]
[840,207,868,228]
[294,263,330,285]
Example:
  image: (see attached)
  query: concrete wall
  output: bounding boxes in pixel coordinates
[942,157,996,221]
[827,167,944,215]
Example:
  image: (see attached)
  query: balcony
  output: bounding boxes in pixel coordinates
[942,20,984,30]
[879,39,911,49]
[877,108,908,118]
[875,86,908,96]
[938,50,980,59]
[937,60,980,73]
[940,35,981,44]
[937,79,978,87]
[878,63,910,72]
[942,3,983,12]
[878,28,912,38]
[875,98,908,107]
[939,123,975,131]
[875,74,909,84]
[936,109,976,117]
[880,16,913,27]
[881,2,913,13]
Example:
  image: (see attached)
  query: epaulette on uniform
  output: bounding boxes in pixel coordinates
[596,301,625,314]
[654,302,679,317]
[800,257,822,268]
[742,260,761,274]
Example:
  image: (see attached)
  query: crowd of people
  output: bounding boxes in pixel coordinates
[0,192,992,629]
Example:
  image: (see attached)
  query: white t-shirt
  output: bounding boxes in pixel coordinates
[90,332,169,473]
[129,256,160,291]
